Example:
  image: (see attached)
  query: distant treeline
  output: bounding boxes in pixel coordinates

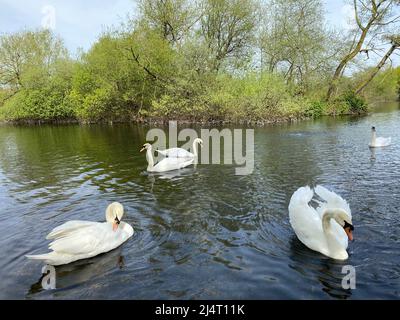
[1,0,399,124]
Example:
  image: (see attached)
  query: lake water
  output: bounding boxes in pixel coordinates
[0,102,399,299]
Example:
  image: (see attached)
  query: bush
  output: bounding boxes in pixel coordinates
[305,101,325,118]
[0,82,74,121]
[341,90,368,114]
[207,73,308,122]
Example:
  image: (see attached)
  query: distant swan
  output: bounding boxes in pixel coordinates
[289,186,354,260]
[141,143,194,172]
[157,138,204,159]
[26,203,134,266]
[369,126,391,148]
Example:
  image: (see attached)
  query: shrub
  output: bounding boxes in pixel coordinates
[0,82,74,121]
[341,90,368,114]
[305,101,325,118]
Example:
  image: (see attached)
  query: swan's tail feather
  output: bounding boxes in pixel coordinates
[26,253,52,261]
[26,252,60,265]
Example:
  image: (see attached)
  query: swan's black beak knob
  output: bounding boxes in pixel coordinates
[343,221,354,241]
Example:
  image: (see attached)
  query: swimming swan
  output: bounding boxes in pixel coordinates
[289,186,354,260]
[369,126,391,148]
[26,203,134,266]
[157,138,204,159]
[141,143,194,172]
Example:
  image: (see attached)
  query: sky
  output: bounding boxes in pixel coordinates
[0,0,398,65]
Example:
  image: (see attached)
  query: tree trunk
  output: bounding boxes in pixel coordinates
[326,0,380,101]
[355,44,398,94]
[326,24,371,100]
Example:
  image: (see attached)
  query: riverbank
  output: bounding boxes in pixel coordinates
[0,92,373,126]
[0,112,356,126]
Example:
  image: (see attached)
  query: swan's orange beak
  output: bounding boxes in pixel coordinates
[344,227,353,241]
[113,217,120,231]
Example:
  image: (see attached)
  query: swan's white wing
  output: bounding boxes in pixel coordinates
[48,223,107,255]
[156,149,169,157]
[289,187,327,251]
[158,147,194,158]
[376,137,391,147]
[46,221,96,240]
[314,185,351,219]
[153,157,194,172]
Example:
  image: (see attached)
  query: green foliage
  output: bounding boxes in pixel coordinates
[1,82,74,121]
[341,91,368,114]
[148,72,311,122]
[355,67,400,102]
[3,1,397,124]
[305,101,325,118]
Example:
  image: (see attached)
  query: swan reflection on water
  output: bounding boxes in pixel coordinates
[27,247,125,297]
[288,237,353,300]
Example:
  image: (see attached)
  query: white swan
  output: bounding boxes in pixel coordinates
[289,185,354,260]
[26,203,134,266]
[157,138,204,159]
[369,126,391,148]
[141,143,194,172]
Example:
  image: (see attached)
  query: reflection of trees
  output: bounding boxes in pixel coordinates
[0,124,151,197]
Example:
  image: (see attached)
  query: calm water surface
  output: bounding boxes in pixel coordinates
[0,102,399,299]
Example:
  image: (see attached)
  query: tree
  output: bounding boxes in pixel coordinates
[356,34,400,94]
[199,0,258,72]
[0,29,67,95]
[259,0,337,90]
[326,0,400,100]
[137,0,197,45]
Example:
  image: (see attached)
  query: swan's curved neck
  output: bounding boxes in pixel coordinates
[146,148,154,170]
[322,209,346,253]
[371,131,376,145]
[322,210,336,232]
[193,141,199,158]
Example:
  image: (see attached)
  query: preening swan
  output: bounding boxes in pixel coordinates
[369,126,391,148]
[289,186,354,260]
[141,143,194,172]
[26,202,134,266]
[157,138,204,159]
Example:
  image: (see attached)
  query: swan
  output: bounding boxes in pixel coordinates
[369,126,391,148]
[289,185,354,260]
[156,138,203,159]
[26,202,134,266]
[140,143,194,172]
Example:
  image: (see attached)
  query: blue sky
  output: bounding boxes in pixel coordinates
[0,0,397,66]
[0,0,136,53]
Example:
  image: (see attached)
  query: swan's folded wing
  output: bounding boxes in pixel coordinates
[159,148,193,158]
[376,137,391,146]
[289,187,321,227]
[314,185,351,218]
[48,224,104,255]
[156,149,169,157]
[46,221,96,240]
